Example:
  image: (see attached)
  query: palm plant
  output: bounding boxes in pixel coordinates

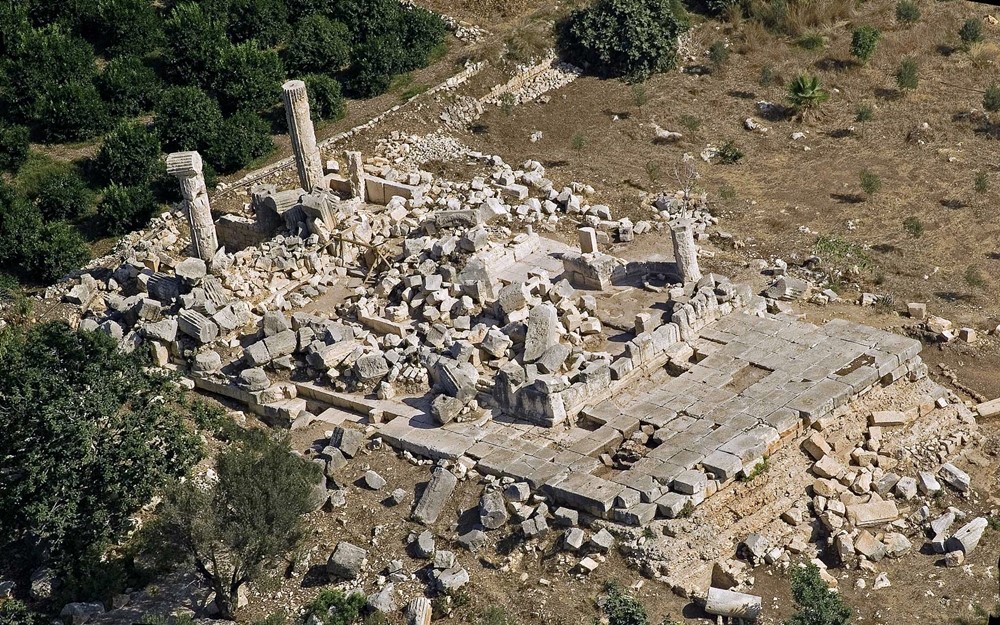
[787,73,829,118]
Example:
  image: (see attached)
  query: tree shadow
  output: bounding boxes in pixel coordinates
[602,108,631,120]
[758,104,792,122]
[940,198,965,209]
[469,123,489,135]
[871,243,898,254]
[935,291,975,303]
[987,252,1000,260]
[683,64,712,76]
[542,159,569,168]
[300,563,330,588]
[875,88,902,101]
[937,44,957,56]
[727,90,757,100]
[830,193,863,204]
[826,128,853,139]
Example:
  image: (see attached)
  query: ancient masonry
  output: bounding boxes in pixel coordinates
[63,80,939,529]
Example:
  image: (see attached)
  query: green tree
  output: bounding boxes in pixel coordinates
[860,168,881,196]
[33,170,92,221]
[787,72,829,114]
[154,86,223,152]
[0,182,42,272]
[984,82,1000,113]
[98,56,163,118]
[91,0,164,57]
[97,183,158,234]
[94,123,163,187]
[284,15,351,75]
[0,599,46,625]
[0,322,201,577]
[31,220,91,282]
[784,563,851,625]
[162,3,228,88]
[850,26,880,65]
[221,0,290,47]
[0,124,30,173]
[346,37,402,97]
[205,111,274,173]
[303,74,346,122]
[559,0,690,82]
[895,57,918,91]
[214,41,284,113]
[959,17,983,47]
[151,432,322,621]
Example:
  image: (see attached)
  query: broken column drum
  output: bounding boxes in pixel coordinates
[282,79,324,192]
[670,218,702,283]
[166,151,218,261]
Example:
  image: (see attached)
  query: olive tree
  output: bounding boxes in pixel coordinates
[151,432,322,620]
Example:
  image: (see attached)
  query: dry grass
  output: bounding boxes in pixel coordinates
[969,42,1000,72]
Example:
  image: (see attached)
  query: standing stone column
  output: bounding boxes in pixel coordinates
[281,79,323,192]
[670,219,702,283]
[166,151,218,261]
[345,150,367,202]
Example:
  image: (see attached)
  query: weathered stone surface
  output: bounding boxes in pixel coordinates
[524,303,559,362]
[175,257,207,282]
[846,501,899,527]
[564,527,585,551]
[238,367,270,391]
[945,517,988,555]
[354,353,390,383]
[367,584,397,614]
[435,568,469,593]
[144,318,178,342]
[479,490,509,530]
[363,470,386,490]
[854,530,886,561]
[413,530,435,558]
[406,597,432,625]
[331,426,364,458]
[431,394,463,425]
[177,310,219,344]
[812,455,846,480]
[673,469,707,495]
[327,542,367,579]
[939,463,971,492]
[412,467,458,524]
[590,528,615,553]
[458,529,486,551]
[60,602,105,625]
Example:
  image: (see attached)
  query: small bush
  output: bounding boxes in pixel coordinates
[798,33,825,50]
[896,57,918,91]
[303,589,367,625]
[571,132,587,151]
[850,25,881,65]
[706,0,741,16]
[903,216,924,238]
[960,18,983,47]
[0,124,30,173]
[558,0,691,82]
[983,82,1000,113]
[719,184,737,201]
[860,169,881,196]
[205,110,274,174]
[284,15,351,75]
[346,38,399,98]
[895,0,920,25]
[98,183,158,235]
[679,114,701,132]
[645,160,661,183]
[975,171,989,194]
[162,2,227,88]
[965,265,986,289]
[303,74,347,122]
[855,103,874,123]
[0,599,46,625]
[708,41,730,69]
[739,456,770,482]
[34,170,93,221]
[475,606,514,625]
[94,123,163,187]
[759,64,778,86]
[98,56,162,118]
[155,86,223,153]
[784,563,851,625]
[603,582,649,625]
[718,140,744,164]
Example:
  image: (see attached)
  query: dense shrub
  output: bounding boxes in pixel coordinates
[97,183,159,234]
[0,321,200,577]
[214,41,285,113]
[0,182,43,270]
[558,0,690,82]
[345,38,400,98]
[895,0,920,25]
[399,5,448,71]
[33,170,93,221]
[1,25,109,141]
[959,17,983,46]
[303,74,346,122]
[984,82,1000,113]
[162,2,227,88]
[860,169,881,196]
[154,86,223,152]
[94,123,163,187]
[91,0,164,57]
[0,124,30,173]
[98,56,163,118]
[284,15,351,75]
[0,599,46,625]
[205,111,274,173]
[302,590,367,625]
[221,0,290,47]
[602,583,649,625]
[705,0,741,16]
[850,25,880,65]
[896,57,918,91]
[32,221,91,282]
[784,563,851,625]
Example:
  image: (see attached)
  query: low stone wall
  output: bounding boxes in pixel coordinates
[215,214,276,252]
